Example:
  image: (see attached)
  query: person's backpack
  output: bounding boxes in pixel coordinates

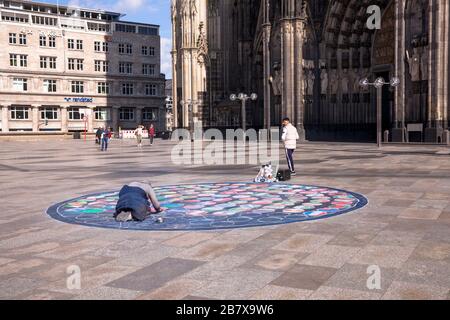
[276,169,291,181]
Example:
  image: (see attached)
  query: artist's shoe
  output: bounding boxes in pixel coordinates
[291,171,297,176]
[116,212,133,222]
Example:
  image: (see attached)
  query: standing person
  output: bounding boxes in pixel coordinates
[282,118,300,176]
[108,127,113,139]
[95,127,103,145]
[149,124,156,146]
[101,127,111,151]
[135,125,143,148]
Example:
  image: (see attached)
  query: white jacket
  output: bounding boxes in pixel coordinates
[282,123,300,149]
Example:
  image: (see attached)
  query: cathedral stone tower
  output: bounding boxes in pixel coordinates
[171,0,209,129]
[172,0,450,143]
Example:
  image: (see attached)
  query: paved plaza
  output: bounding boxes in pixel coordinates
[1,138,450,300]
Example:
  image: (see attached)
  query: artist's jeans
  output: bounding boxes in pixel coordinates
[285,148,295,172]
[150,135,154,145]
[101,138,109,151]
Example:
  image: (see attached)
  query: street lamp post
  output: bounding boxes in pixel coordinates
[165,97,173,131]
[360,77,400,148]
[230,93,258,132]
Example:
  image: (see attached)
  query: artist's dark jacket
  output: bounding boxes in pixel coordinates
[115,186,150,221]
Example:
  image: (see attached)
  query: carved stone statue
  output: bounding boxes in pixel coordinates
[269,63,282,96]
[306,70,315,95]
[320,70,328,95]
[341,70,349,94]
[359,68,370,92]
[352,69,360,92]
[330,70,339,94]
[407,48,421,81]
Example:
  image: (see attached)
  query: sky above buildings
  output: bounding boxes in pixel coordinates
[41,0,172,78]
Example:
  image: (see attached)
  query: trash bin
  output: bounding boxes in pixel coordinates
[73,132,81,139]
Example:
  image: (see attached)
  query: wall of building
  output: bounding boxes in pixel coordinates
[0,0,167,135]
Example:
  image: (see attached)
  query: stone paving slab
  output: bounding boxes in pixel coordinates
[1,140,450,299]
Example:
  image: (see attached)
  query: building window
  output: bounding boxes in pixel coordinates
[76,40,83,50]
[19,34,27,45]
[9,33,17,44]
[10,54,17,66]
[119,62,133,74]
[68,58,83,71]
[68,58,74,70]
[121,83,134,95]
[49,57,57,69]
[41,57,57,69]
[94,41,109,52]
[10,106,29,120]
[19,54,27,67]
[39,35,46,47]
[94,60,101,71]
[94,107,110,121]
[138,26,158,36]
[142,64,155,76]
[68,39,74,49]
[119,43,132,55]
[145,84,157,96]
[68,39,83,50]
[97,82,110,94]
[68,107,82,120]
[2,14,29,23]
[94,60,108,72]
[10,54,27,67]
[143,108,157,121]
[40,107,58,120]
[116,24,136,33]
[49,36,56,47]
[71,81,84,93]
[76,59,84,70]
[40,56,47,68]
[32,15,57,26]
[12,78,27,91]
[43,79,57,93]
[119,108,134,121]
[88,23,110,32]
[142,46,155,56]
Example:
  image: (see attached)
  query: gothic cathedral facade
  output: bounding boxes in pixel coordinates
[171,0,449,143]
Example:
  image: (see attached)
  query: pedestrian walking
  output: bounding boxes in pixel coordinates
[95,127,103,145]
[135,125,144,148]
[101,127,111,151]
[281,118,300,176]
[149,124,156,146]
